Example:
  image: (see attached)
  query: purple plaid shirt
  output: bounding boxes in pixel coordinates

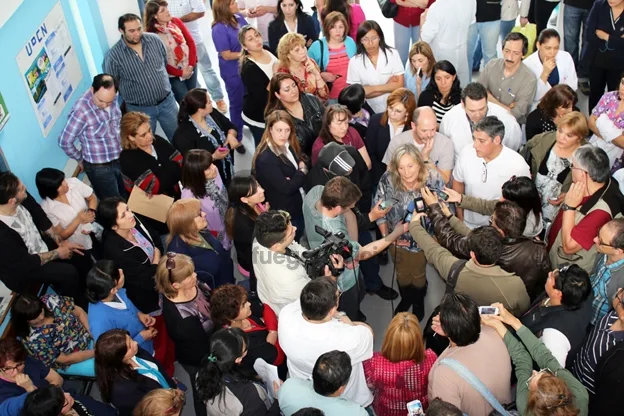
[58,90,122,164]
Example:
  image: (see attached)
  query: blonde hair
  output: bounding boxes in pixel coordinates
[120,112,151,150]
[166,199,202,245]
[557,111,589,141]
[155,253,195,298]
[252,110,302,169]
[387,144,427,192]
[277,33,306,68]
[381,313,426,363]
[527,373,579,416]
[407,41,436,77]
[133,388,185,416]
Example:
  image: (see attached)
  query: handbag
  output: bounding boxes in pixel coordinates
[315,40,333,92]
[511,23,537,58]
[440,358,518,416]
[377,0,399,19]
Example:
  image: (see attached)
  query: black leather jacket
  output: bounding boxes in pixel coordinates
[429,204,552,301]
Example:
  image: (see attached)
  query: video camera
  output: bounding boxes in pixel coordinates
[301,225,353,278]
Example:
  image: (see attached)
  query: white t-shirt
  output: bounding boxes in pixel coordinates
[453,145,531,228]
[0,205,48,255]
[253,239,310,315]
[278,300,374,407]
[40,178,94,250]
[440,103,523,161]
[167,0,206,44]
[346,48,404,114]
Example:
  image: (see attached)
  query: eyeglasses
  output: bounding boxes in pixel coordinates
[481,162,488,183]
[166,252,177,281]
[526,368,553,388]
[597,237,613,248]
[1,362,25,372]
[571,166,587,173]
[387,107,406,115]
[361,36,379,44]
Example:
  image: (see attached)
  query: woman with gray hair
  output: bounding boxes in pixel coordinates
[373,144,445,317]
[546,145,622,273]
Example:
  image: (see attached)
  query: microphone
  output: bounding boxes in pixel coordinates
[402,199,415,223]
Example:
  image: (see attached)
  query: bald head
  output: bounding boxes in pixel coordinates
[411,107,437,143]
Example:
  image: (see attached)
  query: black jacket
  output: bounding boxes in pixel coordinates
[429,204,551,301]
[365,112,412,184]
[232,209,256,274]
[268,13,318,55]
[254,148,306,218]
[476,0,501,22]
[590,340,624,415]
[101,218,163,314]
[521,295,593,367]
[241,56,272,124]
[304,145,372,214]
[109,348,176,416]
[173,111,236,188]
[582,0,624,70]
[0,192,53,292]
[278,93,324,158]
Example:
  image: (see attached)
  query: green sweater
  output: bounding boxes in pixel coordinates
[503,326,589,416]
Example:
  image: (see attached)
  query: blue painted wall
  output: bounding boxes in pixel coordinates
[0,0,109,198]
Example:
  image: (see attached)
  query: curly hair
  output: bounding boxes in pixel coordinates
[527,373,580,416]
[211,284,248,328]
[277,32,306,68]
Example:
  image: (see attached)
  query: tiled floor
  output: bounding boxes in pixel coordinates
[82,2,590,413]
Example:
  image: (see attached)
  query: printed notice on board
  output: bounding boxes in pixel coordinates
[15,2,82,137]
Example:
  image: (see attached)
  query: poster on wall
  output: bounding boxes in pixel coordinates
[15,2,82,137]
[0,92,9,133]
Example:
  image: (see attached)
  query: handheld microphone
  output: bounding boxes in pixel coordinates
[403,200,415,223]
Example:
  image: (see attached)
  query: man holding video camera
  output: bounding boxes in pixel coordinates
[303,177,407,320]
[253,210,344,316]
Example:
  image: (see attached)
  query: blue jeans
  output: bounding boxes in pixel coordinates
[394,22,420,65]
[467,21,501,80]
[196,42,225,101]
[359,228,383,292]
[83,159,127,200]
[126,92,178,141]
[500,19,516,43]
[564,4,590,78]
[169,68,199,103]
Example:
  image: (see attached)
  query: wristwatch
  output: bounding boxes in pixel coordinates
[561,203,578,212]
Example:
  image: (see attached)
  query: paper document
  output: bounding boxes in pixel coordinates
[127,186,174,223]
[253,358,280,403]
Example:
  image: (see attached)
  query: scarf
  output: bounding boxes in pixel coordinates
[154,21,186,65]
[189,115,234,181]
[205,179,228,223]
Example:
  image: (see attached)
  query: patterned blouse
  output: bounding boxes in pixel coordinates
[593,91,624,172]
[364,349,438,415]
[19,295,92,370]
[277,62,329,101]
[374,168,446,253]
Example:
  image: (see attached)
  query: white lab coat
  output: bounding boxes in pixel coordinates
[523,50,578,110]
[420,0,476,87]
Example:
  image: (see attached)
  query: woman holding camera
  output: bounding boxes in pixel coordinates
[374,144,445,318]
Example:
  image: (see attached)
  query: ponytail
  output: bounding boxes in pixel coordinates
[224,206,236,239]
[177,99,191,124]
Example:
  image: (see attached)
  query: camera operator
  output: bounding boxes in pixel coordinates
[303,177,407,321]
[253,210,344,316]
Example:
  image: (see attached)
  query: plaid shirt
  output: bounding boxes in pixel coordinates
[58,89,122,164]
[590,254,624,325]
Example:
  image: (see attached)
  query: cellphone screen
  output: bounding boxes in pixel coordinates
[479,306,498,315]
[415,198,426,213]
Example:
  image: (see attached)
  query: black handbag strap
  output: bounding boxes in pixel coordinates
[445,259,468,294]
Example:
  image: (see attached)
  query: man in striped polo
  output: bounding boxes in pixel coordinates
[104,13,178,141]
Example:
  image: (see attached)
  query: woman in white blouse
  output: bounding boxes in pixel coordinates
[36,168,98,254]
[346,20,404,114]
[523,29,578,110]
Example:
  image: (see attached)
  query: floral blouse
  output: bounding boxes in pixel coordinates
[19,295,91,370]
[277,62,329,100]
[592,91,624,129]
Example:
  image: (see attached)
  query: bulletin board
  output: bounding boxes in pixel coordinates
[15,2,83,137]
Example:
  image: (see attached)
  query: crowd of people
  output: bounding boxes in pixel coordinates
[1,0,624,414]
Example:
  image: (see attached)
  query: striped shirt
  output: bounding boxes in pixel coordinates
[58,89,122,164]
[571,309,624,394]
[104,33,171,107]
[167,0,206,44]
[590,255,624,325]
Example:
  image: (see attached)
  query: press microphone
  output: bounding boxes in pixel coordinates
[403,200,415,223]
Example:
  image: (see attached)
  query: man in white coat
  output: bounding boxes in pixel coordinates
[440,82,523,161]
[523,29,578,110]
[420,0,477,87]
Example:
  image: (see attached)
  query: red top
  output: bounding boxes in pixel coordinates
[390,0,436,28]
[364,349,437,415]
[547,196,612,251]
[311,126,365,165]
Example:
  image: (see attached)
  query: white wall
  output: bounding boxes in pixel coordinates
[96,0,139,47]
